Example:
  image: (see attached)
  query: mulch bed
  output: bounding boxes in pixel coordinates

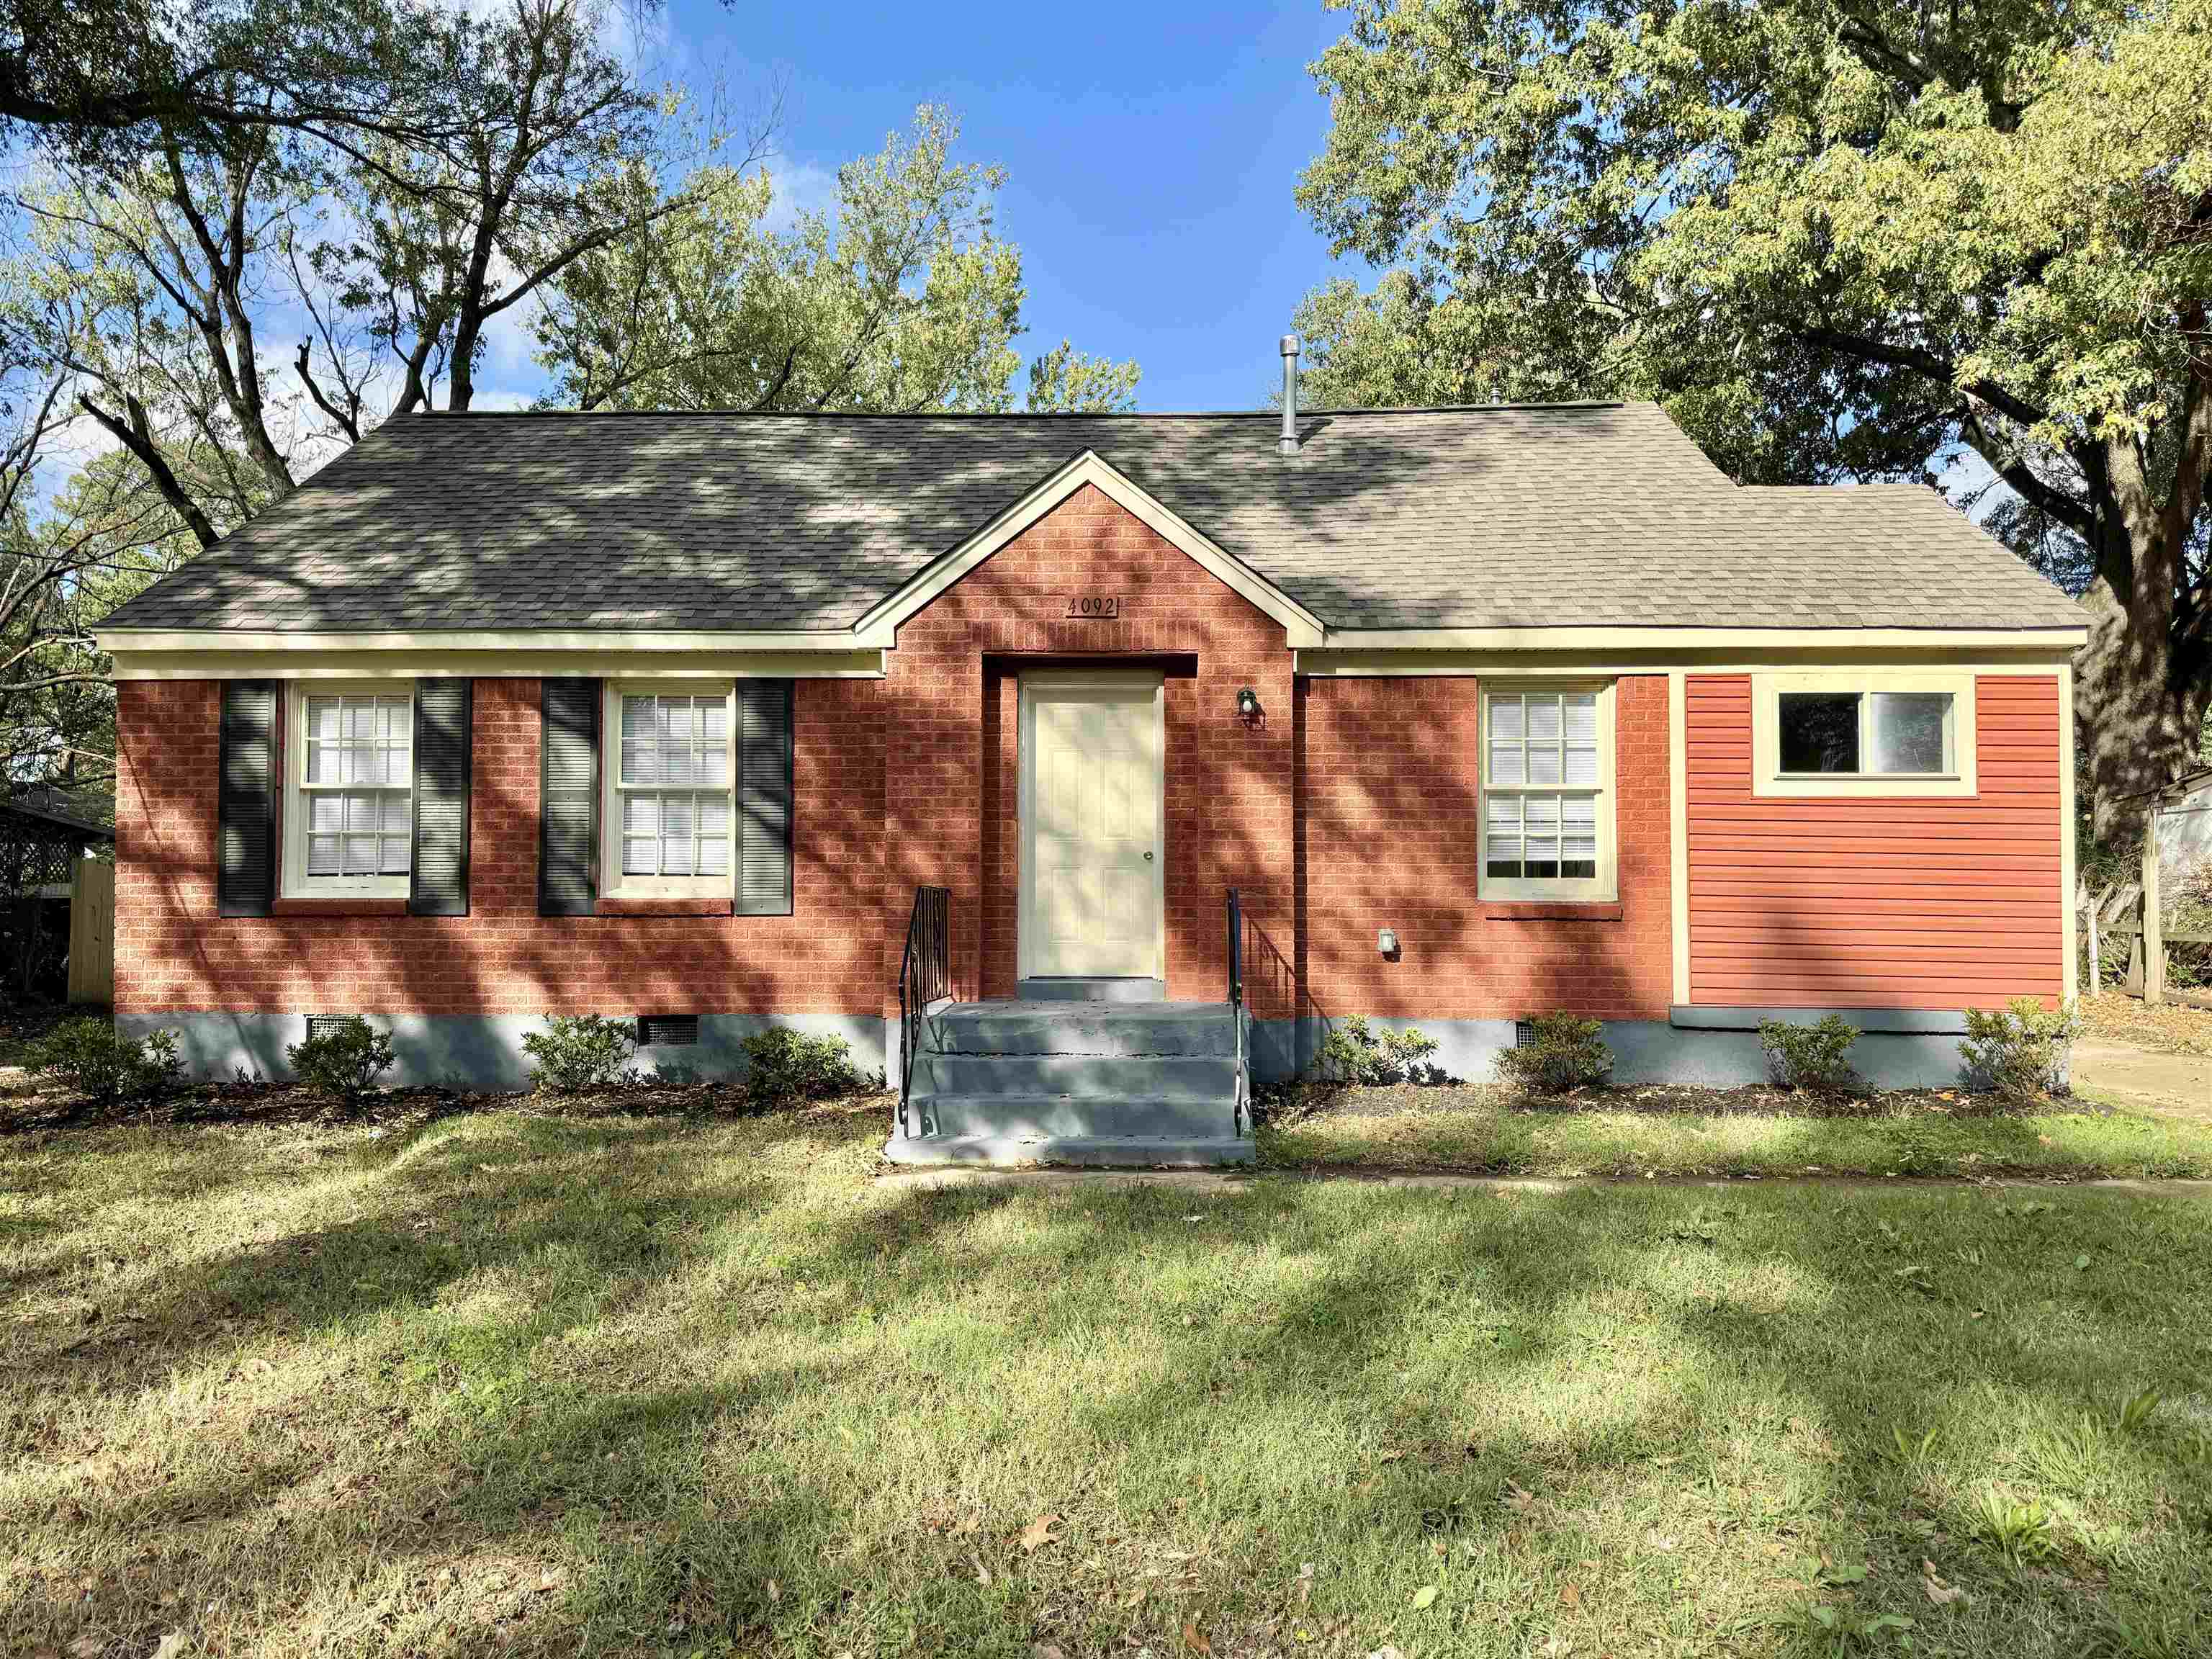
[1267,1079,2077,1123]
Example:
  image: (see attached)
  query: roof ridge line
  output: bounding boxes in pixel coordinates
[408,400,1632,421]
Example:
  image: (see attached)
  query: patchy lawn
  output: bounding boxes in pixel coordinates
[2082,992,2212,1059]
[8,1100,2212,1658]
[1257,1082,2212,1181]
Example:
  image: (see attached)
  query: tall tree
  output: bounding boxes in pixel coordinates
[1,0,461,176]
[1294,0,2212,834]
[307,0,768,416]
[534,107,1138,414]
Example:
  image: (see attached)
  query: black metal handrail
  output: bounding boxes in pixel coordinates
[898,885,950,1137]
[1226,887,1249,1136]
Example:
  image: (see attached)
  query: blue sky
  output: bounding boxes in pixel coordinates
[668,0,1355,412]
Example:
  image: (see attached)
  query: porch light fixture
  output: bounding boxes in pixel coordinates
[1377,927,1399,957]
[1236,685,1262,721]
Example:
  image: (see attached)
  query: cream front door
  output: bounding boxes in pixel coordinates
[1022,677,1164,979]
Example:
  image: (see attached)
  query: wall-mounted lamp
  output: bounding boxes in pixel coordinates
[1236,685,1262,722]
[1377,927,1399,957]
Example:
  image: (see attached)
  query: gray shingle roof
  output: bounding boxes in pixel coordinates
[101,403,2086,634]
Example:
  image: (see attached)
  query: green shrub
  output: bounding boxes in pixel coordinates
[1758,1014,1860,1094]
[742,1027,868,1105]
[1313,1014,1444,1087]
[521,1014,638,1094]
[27,1019,183,1105]
[1494,1011,1613,1095]
[1960,997,2081,1102]
[285,1015,395,1102]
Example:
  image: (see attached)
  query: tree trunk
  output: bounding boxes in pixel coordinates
[2074,529,2209,843]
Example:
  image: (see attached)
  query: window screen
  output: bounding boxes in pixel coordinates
[617,693,732,878]
[1484,689,1601,882]
[1780,689,1951,776]
[300,692,413,878]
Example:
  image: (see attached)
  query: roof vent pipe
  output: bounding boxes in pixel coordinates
[1278,333,1301,456]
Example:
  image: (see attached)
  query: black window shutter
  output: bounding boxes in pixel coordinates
[216,680,279,917]
[539,678,599,916]
[736,678,793,916]
[409,678,472,916]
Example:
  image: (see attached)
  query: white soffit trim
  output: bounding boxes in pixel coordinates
[99,627,869,655]
[1308,625,2087,655]
[852,449,1329,647]
[107,649,886,682]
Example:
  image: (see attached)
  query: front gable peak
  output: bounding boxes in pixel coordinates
[850,449,1326,648]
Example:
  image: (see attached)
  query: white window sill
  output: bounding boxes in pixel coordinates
[282,878,410,902]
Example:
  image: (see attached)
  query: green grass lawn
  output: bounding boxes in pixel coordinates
[7,1100,2211,1658]
[1256,1089,2212,1181]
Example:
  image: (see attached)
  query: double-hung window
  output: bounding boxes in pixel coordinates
[1752,671,1977,797]
[285,685,415,897]
[1480,683,1615,901]
[610,687,733,895]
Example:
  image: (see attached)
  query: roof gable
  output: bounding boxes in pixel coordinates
[851,449,1324,647]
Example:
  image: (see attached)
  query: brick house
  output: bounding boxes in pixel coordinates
[99,370,2087,1164]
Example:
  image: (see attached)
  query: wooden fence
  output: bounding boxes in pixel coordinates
[2082,794,2203,1005]
[66,858,113,1004]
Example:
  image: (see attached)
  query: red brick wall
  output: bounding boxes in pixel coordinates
[1686,674,2063,1009]
[114,676,884,1015]
[1295,674,1673,1020]
[886,482,1296,1016]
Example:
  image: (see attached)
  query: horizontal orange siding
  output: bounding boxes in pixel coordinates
[1685,675,2063,1010]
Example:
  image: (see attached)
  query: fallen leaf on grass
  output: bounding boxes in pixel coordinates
[1183,1617,1212,1651]
[152,1637,187,1659]
[1922,1561,1969,1606]
[1411,1583,1440,1610]
[1503,1480,1536,1514]
[765,1579,780,1604]
[971,1553,992,1588]
[1559,1581,1581,1609]
[1018,1513,1063,1553]
[1295,1562,1315,1607]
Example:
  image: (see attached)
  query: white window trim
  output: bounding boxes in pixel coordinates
[1751,669,1978,798]
[1477,679,1618,902]
[601,680,737,900]
[282,680,415,899]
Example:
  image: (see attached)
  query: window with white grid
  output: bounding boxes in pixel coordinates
[616,691,732,883]
[1480,685,1613,899]
[297,691,413,884]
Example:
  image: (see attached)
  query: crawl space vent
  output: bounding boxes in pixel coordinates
[637,1014,700,1047]
[305,1015,355,1042]
[1514,1020,1537,1049]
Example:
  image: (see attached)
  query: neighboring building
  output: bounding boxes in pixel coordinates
[98,369,2086,1163]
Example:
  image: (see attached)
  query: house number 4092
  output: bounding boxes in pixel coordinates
[1064,594,1120,619]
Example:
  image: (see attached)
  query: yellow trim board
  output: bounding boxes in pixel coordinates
[1310,625,2086,652]
[108,649,886,682]
[1668,670,1690,1006]
[2060,661,2079,1002]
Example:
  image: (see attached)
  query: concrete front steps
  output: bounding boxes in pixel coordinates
[885,999,1253,1167]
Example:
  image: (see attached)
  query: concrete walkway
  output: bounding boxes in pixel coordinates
[2074,1043,2212,1122]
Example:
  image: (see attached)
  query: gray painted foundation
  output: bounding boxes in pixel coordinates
[1249,1011,1973,1092]
[124,1005,1973,1093]
[122,1010,886,1090]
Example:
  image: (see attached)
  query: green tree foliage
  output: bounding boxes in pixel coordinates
[534,107,1140,414]
[0,6,1136,817]
[1295,0,2212,831]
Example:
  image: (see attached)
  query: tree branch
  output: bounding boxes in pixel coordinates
[294,339,363,442]
[74,394,220,549]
